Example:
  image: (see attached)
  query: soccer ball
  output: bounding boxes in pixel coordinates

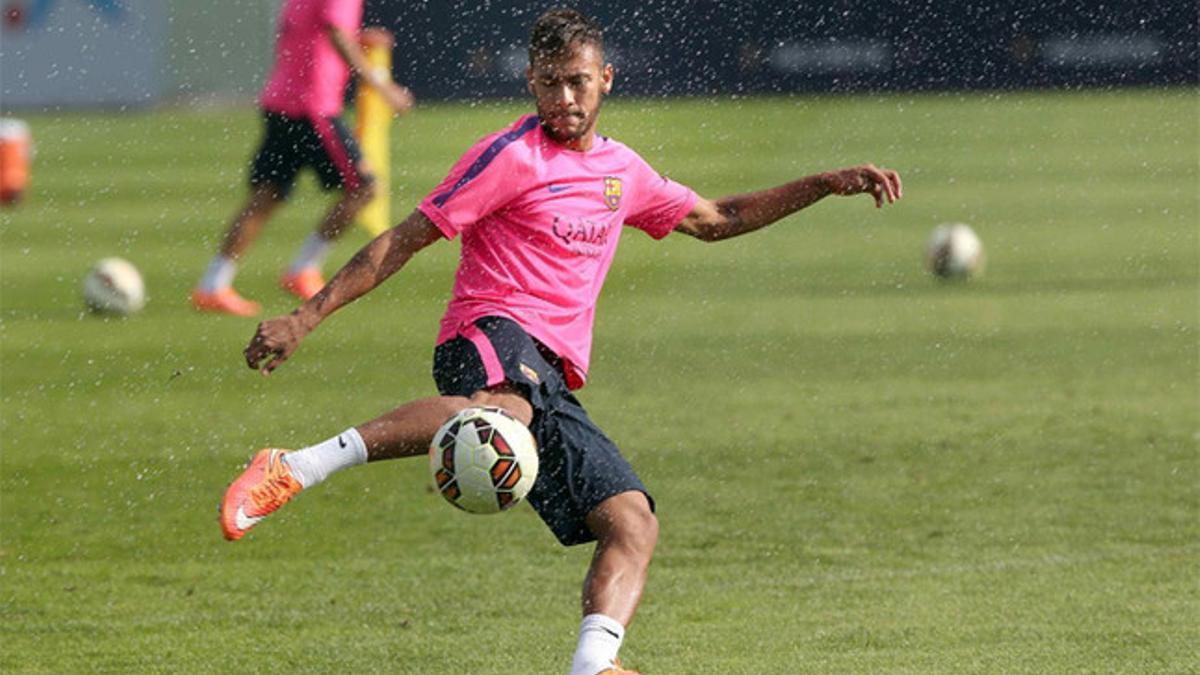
[925,223,985,279]
[429,406,538,514]
[82,257,146,315]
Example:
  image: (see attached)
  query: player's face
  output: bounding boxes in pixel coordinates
[527,43,613,149]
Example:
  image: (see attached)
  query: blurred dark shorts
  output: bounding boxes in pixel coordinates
[248,110,372,200]
[432,316,654,546]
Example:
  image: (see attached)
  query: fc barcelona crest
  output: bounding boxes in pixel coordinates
[603,176,622,211]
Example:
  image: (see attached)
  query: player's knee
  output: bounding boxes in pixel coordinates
[606,497,658,561]
[440,395,472,417]
[628,507,659,557]
[469,385,533,426]
[350,180,376,204]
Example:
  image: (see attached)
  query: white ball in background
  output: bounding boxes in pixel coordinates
[83,257,146,316]
[925,223,985,279]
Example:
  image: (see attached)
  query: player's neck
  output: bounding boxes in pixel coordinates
[561,132,596,152]
[541,118,600,153]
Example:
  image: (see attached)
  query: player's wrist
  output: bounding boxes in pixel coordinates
[292,304,323,332]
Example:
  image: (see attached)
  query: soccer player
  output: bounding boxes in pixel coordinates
[192,0,415,317]
[220,9,902,674]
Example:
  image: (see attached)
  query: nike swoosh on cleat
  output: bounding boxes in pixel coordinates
[234,506,266,531]
[338,435,347,448]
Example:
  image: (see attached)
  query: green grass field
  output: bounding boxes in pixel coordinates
[1,89,1197,673]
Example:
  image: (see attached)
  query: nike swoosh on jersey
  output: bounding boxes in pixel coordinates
[234,506,266,531]
[547,184,572,193]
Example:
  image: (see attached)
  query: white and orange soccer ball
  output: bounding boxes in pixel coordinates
[925,223,985,279]
[82,257,146,315]
[430,406,538,514]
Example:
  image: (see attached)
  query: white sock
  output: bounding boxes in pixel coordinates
[199,255,237,292]
[283,428,368,489]
[288,233,334,274]
[570,614,625,675]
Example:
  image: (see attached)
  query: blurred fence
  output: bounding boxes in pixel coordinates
[1,0,1195,109]
[1,0,277,109]
[0,0,170,107]
[369,0,1197,98]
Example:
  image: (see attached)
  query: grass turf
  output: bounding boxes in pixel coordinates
[1,89,1197,673]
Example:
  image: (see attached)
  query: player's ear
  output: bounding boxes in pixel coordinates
[601,63,613,95]
[525,66,535,96]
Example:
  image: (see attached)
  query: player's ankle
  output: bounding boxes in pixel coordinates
[198,255,237,293]
[570,614,625,675]
[281,428,368,489]
[288,233,333,274]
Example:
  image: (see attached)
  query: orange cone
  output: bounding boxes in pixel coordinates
[0,119,31,206]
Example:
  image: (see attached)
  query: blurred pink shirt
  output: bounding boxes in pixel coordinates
[419,114,698,389]
[260,0,362,117]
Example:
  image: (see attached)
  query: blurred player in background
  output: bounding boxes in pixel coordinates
[220,8,900,674]
[192,0,414,316]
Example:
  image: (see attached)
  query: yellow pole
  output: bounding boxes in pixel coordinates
[354,28,393,236]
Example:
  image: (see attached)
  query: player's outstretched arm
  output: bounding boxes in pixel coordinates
[243,211,442,374]
[325,23,414,114]
[674,164,902,242]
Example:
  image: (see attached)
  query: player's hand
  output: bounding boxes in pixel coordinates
[825,164,903,208]
[244,312,313,375]
[381,82,415,115]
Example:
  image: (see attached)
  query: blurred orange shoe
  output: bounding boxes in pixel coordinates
[279,268,325,301]
[191,287,261,317]
[220,448,302,541]
[597,661,640,674]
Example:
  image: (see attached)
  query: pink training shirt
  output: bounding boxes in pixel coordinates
[260,0,363,118]
[419,114,698,390]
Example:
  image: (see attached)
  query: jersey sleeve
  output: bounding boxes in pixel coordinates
[418,117,538,240]
[623,154,698,240]
[322,0,362,30]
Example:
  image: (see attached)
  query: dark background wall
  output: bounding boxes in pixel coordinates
[364,1,1197,98]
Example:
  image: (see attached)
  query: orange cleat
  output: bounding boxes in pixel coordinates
[191,287,261,317]
[279,268,325,301]
[220,449,303,541]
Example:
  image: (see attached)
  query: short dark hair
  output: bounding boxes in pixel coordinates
[528,8,604,63]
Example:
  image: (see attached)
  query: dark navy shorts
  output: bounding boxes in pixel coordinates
[432,316,654,546]
[249,110,372,200]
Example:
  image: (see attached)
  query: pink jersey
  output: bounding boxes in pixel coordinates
[419,114,698,390]
[259,0,362,118]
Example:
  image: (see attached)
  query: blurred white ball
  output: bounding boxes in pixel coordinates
[83,257,145,315]
[925,223,985,279]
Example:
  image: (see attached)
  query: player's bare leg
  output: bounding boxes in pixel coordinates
[582,492,658,623]
[316,180,376,241]
[281,181,376,300]
[356,386,532,460]
[570,491,658,674]
[218,182,285,259]
[220,386,531,540]
[194,183,283,316]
